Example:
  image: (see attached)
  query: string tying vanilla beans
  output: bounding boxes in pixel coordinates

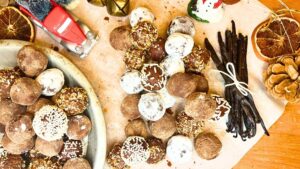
[215,62,252,97]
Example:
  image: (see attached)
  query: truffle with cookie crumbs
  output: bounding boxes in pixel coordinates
[138,93,166,121]
[146,137,166,164]
[120,70,144,94]
[107,144,130,169]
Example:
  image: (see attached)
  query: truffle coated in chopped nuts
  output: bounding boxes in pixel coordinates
[17,45,48,77]
[183,46,210,73]
[0,154,24,169]
[10,77,42,106]
[121,94,141,120]
[149,113,176,140]
[52,87,89,116]
[124,46,147,70]
[194,132,222,160]
[125,118,149,138]
[107,144,130,169]
[175,111,204,138]
[146,137,165,164]
[130,21,158,50]
[166,73,198,98]
[185,92,217,120]
[28,157,62,169]
[0,67,22,99]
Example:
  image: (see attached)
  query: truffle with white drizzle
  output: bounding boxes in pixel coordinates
[166,135,193,164]
[141,64,166,92]
[138,93,166,121]
[120,70,143,94]
[121,136,150,166]
[165,33,194,59]
[129,7,155,27]
[160,57,185,77]
[32,105,68,141]
[36,68,65,96]
[168,16,196,36]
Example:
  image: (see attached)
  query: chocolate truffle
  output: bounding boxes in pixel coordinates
[0,67,22,99]
[148,38,167,62]
[29,157,62,169]
[141,64,166,92]
[53,87,89,116]
[149,113,176,140]
[0,154,24,169]
[166,73,198,98]
[194,132,222,160]
[129,7,155,27]
[63,158,91,169]
[17,45,48,77]
[121,94,141,120]
[165,33,194,59]
[1,134,34,154]
[183,46,210,73]
[138,93,166,121]
[121,136,150,165]
[166,135,193,164]
[125,118,148,138]
[146,137,165,164]
[158,88,176,108]
[211,95,231,121]
[185,92,217,121]
[120,71,143,94]
[107,144,130,169]
[131,21,158,50]
[10,77,42,106]
[168,16,196,36]
[36,68,65,96]
[5,115,35,144]
[67,115,92,140]
[32,105,68,141]
[160,57,185,77]
[192,74,209,93]
[124,47,146,70]
[176,111,204,138]
[0,99,26,125]
[59,139,83,163]
[35,137,64,157]
[27,98,53,114]
[110,25,131,51]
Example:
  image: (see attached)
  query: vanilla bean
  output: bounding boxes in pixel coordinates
[206,21,269,140]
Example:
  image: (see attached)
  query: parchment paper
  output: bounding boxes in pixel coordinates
[34,0,286,168]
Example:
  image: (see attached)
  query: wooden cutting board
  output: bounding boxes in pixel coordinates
[236,1,300,168]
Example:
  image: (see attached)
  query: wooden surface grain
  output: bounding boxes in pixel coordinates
[235,1,300,168]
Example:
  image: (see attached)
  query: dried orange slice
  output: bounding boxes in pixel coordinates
[252,17,300,62]
[0,6,34,42]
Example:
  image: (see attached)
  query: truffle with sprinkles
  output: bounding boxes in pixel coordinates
[141,64,167,92]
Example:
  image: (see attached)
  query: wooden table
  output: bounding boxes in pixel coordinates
[236,2,300,168]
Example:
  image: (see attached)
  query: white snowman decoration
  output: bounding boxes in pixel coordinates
[188,0,224,23]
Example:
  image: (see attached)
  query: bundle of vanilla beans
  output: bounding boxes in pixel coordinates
[205,21,269,141]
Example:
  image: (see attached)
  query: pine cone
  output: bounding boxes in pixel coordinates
[264,54,300,102]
